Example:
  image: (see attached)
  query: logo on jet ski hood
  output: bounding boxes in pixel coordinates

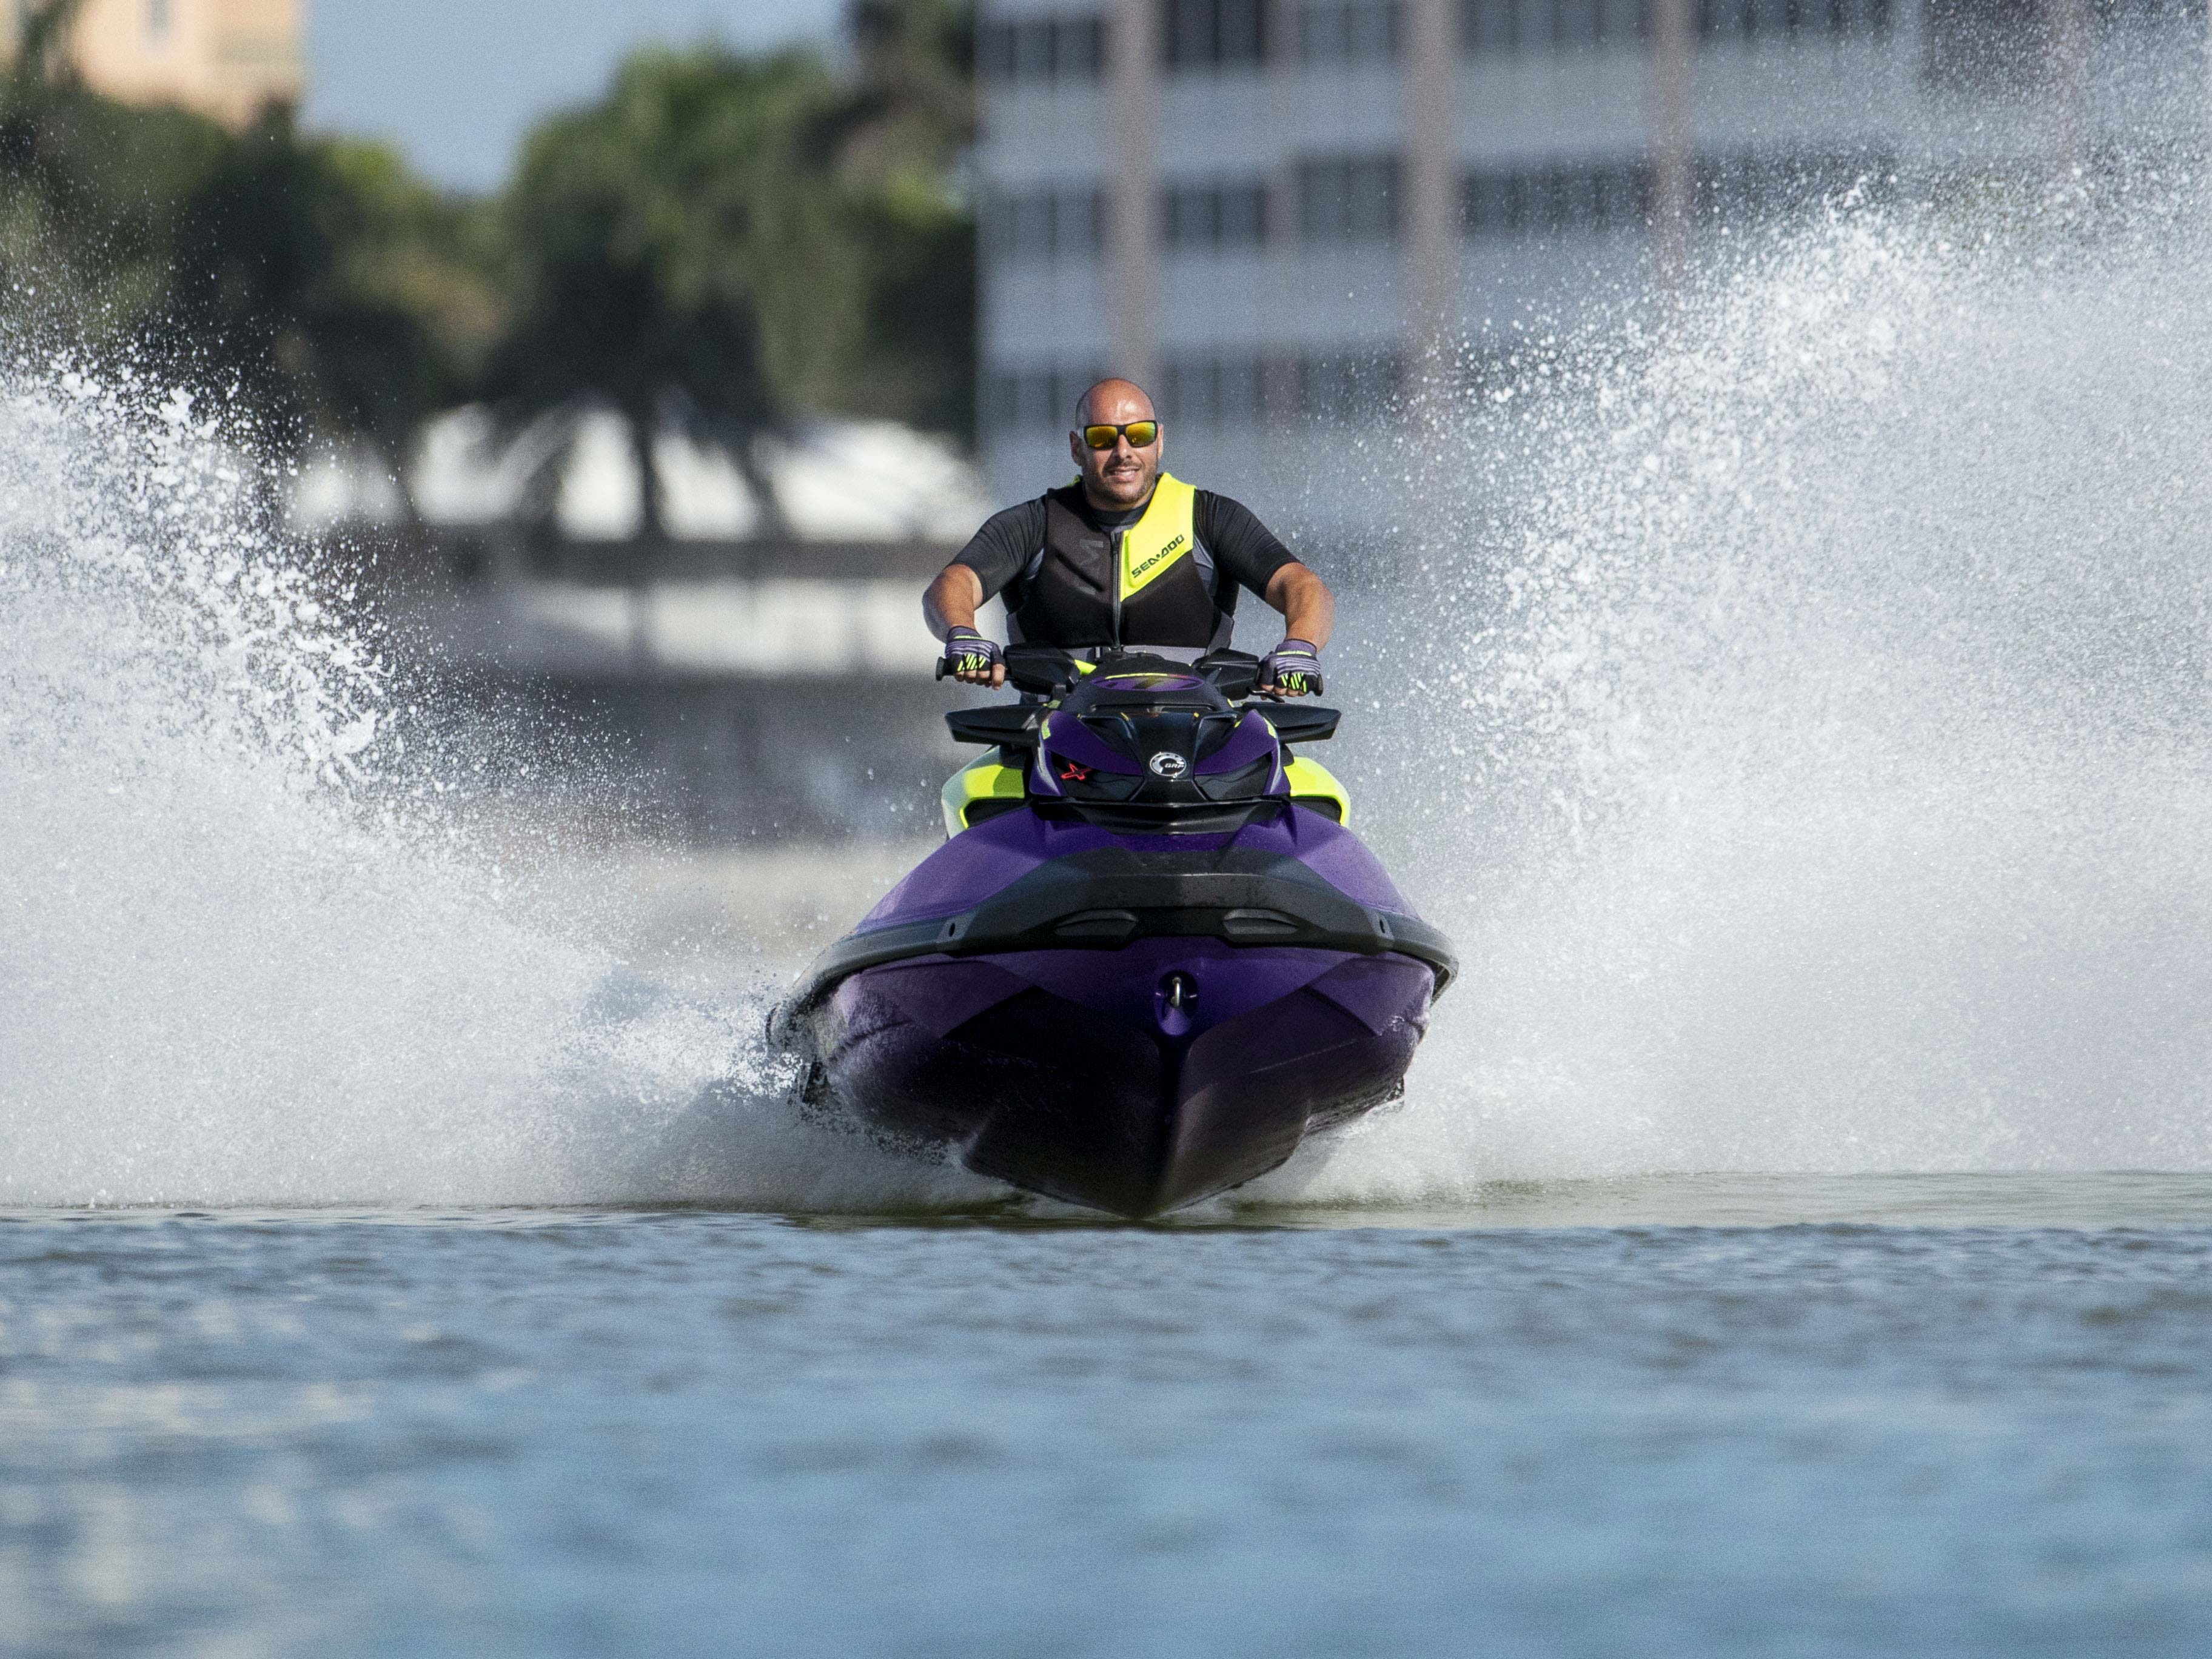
[1147,751,1189,780]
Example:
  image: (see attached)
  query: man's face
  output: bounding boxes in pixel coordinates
[1069,388,1162,509]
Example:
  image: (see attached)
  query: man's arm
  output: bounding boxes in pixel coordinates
[923,564,987,640]
[1199,491,1336,691]
[1200,491,1333,645]
[924,565,1005,687]
[925,500,1038,688]
[1263,562,1334,651]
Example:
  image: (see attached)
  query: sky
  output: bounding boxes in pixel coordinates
[304,0,846,192]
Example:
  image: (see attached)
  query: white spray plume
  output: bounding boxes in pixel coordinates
[1261,185,2212,1205]
[0,357,993,1210]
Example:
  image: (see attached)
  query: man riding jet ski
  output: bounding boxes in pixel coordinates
[925,376,1335,704]
[769,380,1452,1218]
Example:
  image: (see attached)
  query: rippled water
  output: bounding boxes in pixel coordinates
[9,1178,2212,1657]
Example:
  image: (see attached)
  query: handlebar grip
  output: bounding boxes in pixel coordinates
[934,659,951,680]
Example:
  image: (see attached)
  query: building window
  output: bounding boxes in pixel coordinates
[1161,179,1271,251]
[1163,355,1271,424]
[1295,350,1407,421]
[1297,155,1402,241]
[1463,159,1653,235]
[1461,150,1888,237]
[985,364,1109,434]
[1691,150,1891,221]
[1461,0,1514,48]
[985,186,1108,264]
[2085,0,2201,20]
[1463,0,1889,49]
[1159,353,1406,426]
[1698,0,1891,38]
[1008,351,1407,429]
[1164,0,1270,70]
[977,13,1107,85]
[1297,0,1406,62]
[1553,0,1600,43]
[1462,0,1651,50]
[1920,0,2041,88]
[147,0,170,40]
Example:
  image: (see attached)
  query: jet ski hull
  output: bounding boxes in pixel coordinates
[769,652,1454,1220]
[789,937,1435,1218]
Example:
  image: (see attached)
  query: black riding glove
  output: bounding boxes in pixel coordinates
[939,627,1003,683]
[1259,638,1322,697]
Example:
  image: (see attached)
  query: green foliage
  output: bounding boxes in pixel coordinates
[0,70,498,477]
[487,47,820,483]
[0,85,233,346]
[834,0,979,434]
[0,0,977,497]
[157,115,498,469]
[490,7,977,475]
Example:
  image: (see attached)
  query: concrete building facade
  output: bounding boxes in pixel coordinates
[974,0,2211,529]
[5,0,304,127]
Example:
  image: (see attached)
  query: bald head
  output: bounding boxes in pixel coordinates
[1068,377,1164,511]
[1075,378,1156,426]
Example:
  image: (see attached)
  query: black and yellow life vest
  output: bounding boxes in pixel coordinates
[1007,474,1228,650]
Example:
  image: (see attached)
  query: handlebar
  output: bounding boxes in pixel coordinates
[936,654,1059,691]
[939,643,1319,699]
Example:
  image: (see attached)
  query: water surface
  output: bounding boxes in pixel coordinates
[10,1175,2212,1657]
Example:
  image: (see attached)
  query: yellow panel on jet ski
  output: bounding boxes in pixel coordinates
[941,748,1027,836]
[1282,754,1350,826]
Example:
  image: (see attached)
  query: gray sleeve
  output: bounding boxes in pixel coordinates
[1196,491,1298,597]
[949,499,1046,602]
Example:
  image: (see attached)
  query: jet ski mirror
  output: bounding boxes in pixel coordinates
[1002,643,1083,696]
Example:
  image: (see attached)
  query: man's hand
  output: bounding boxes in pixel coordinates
[1259,638,1323,697]
[940,626,1005,688]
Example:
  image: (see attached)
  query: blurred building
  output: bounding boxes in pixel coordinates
[303,409,997,842]
[300,405,994,683]
[4,0,304,127]
[974,0,2211,532]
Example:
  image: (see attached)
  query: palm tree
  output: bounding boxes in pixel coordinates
[481,12,983,544]
[484,49,842,545]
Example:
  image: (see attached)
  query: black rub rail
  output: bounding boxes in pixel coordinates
[771,849,1457,1039]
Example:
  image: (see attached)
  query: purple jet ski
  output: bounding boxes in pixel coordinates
[769,645,1455,1218]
